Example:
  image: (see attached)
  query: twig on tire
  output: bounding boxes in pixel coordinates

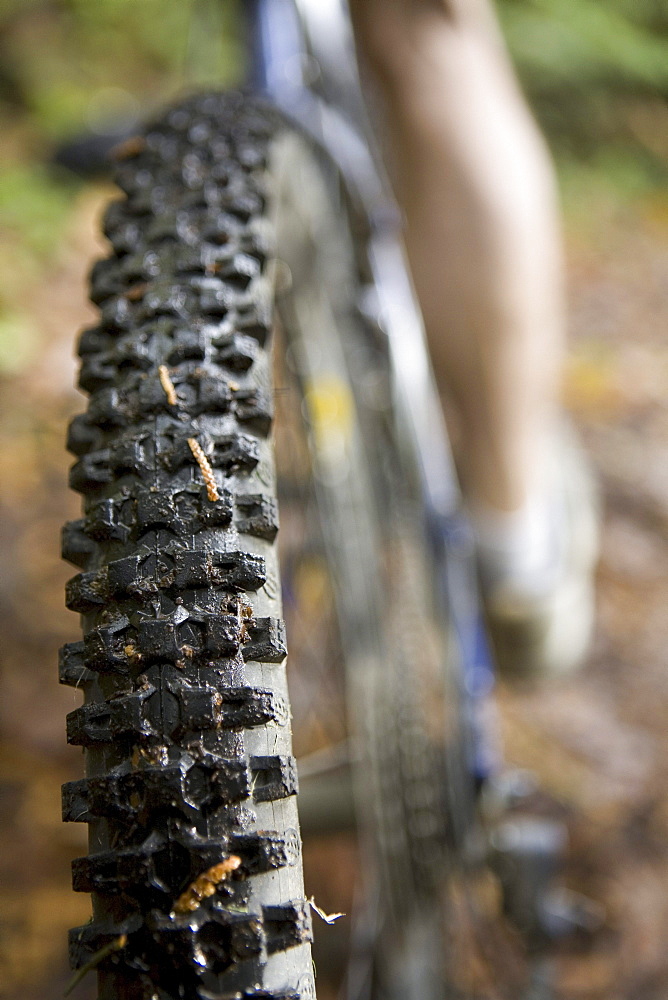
[308,897,345,925]
[64,934,128,996]
[172,856,242,915]
[187,437,220,501]
[158,364,178,406]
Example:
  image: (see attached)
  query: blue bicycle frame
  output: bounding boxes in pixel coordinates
[242,0,498,785]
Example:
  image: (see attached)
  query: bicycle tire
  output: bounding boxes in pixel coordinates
[62,92,316,1000]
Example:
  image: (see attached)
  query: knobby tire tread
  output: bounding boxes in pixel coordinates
[62,93,315,1000]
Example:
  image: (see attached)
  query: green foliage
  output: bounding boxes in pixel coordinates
[0,0,244,141]
[0,0,245,293]
[0,163,74,373]
[0,164,74,260]
[498,0,668,169]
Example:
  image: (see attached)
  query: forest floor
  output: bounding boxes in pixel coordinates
[504,182,668,1000]
[1,176,668,1000]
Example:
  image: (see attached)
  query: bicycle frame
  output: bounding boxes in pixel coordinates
[243,0,499,784]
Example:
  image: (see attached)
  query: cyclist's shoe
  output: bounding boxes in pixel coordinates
[476,427,600,683]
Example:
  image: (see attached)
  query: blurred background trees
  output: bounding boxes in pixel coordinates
[3,0,668,328]
[4,0,668,168]
[2,0,668,283]
[500,0,668,180]
[4,0,668,157]
[3,4,668,999]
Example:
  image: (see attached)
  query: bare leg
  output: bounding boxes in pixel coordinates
[349,0,565,514]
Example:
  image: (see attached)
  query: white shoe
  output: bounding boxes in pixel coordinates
[481,426,600,682]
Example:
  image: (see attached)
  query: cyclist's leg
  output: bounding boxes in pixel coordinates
[349,0,598,677]
[350,0,563,515]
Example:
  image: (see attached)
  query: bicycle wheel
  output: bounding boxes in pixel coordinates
[269,135,488,1000]
[61,93,316,1000]
[62,90,486,1000]
[269,114,549,1000]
